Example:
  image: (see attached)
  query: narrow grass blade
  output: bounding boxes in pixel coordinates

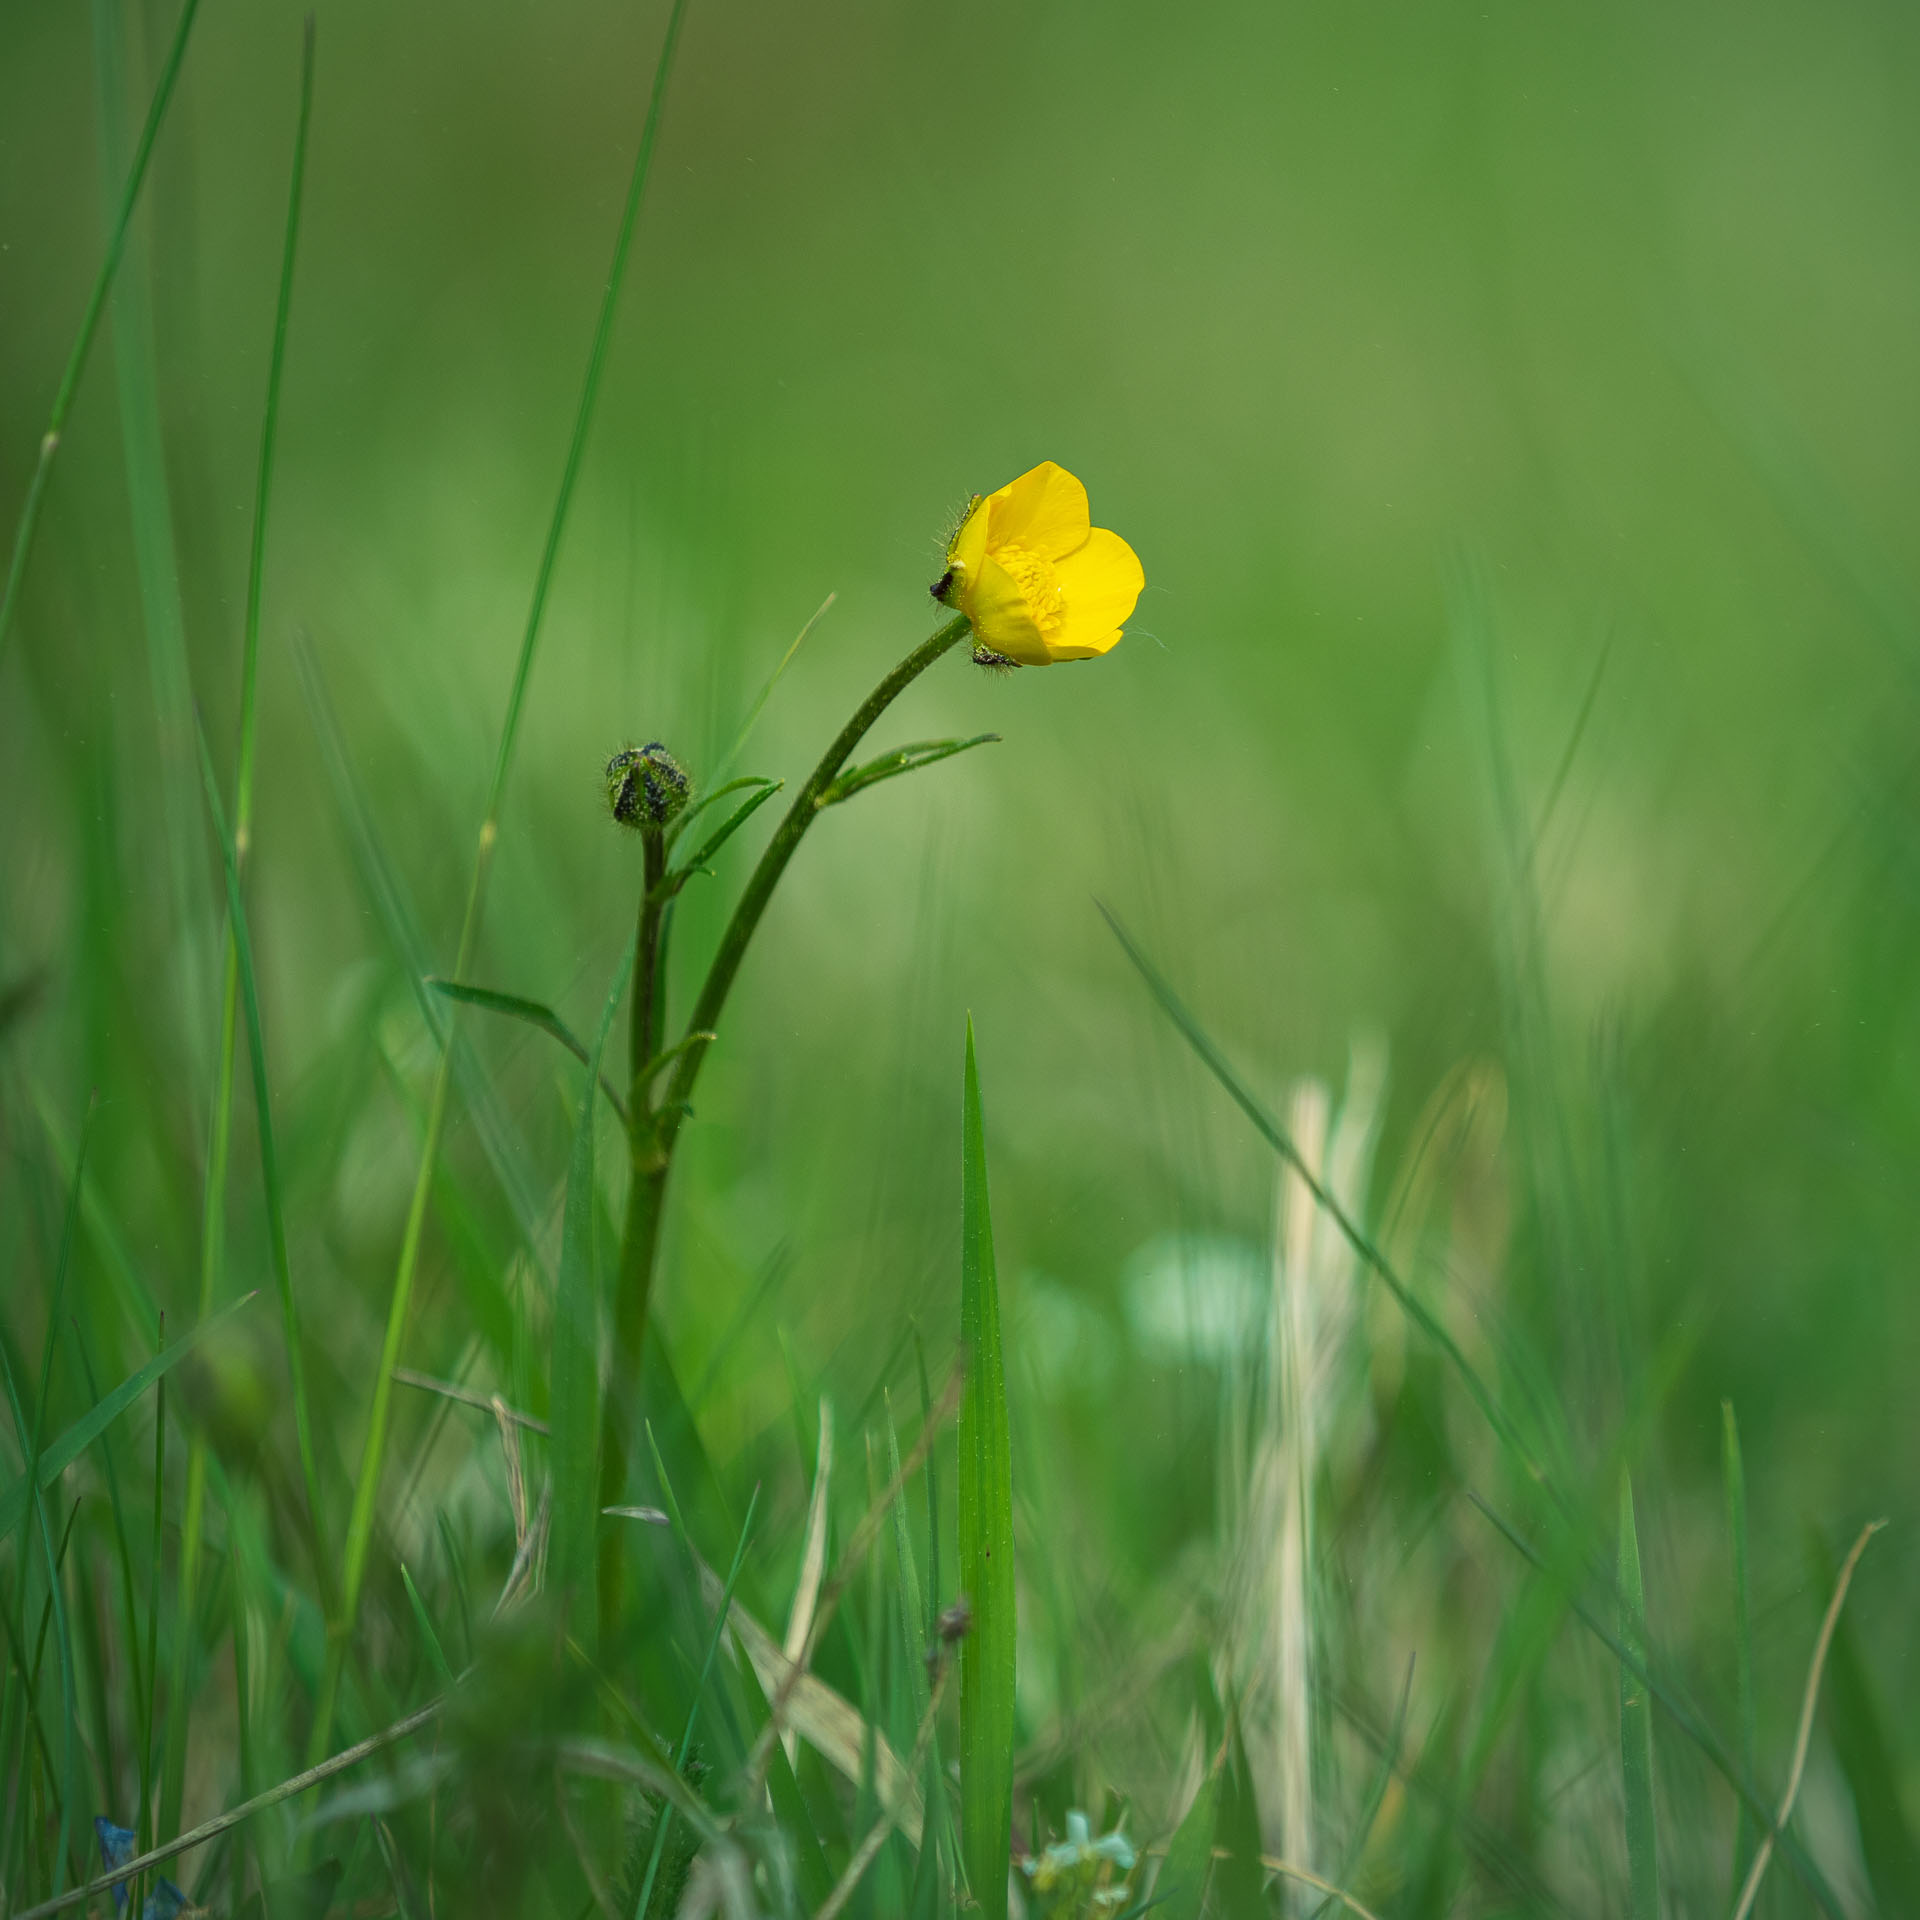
[1617,1478,1659,1920]
[142,1325,165,1856]
[712,591,836,783]
[1470,1491,1848,1920]
[316,0,694,1754]
[194,723,329,1583]
[234,14,314,851]
[1723,1402,1756,1891]
[819,735,999,810]
[0,1347,81,1893]
[1154,1738,1221,1920]
[65,1323,146,1715]
[91,0,213,1103]
[0,1297,253,1541]
[292,638,545,1248]
[635,1439,759,1919]
[1215,1710,1267,1920]
[11,1102,91,1574]
[400,1565,455,1692]
[0,0,204,667]
[5,1120,90,1895]
[1099,904,1540,1483]
[551,941,633,1612]
[957,1019,1015,1920]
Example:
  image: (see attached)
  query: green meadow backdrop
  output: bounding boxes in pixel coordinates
[4,0,1919,1912]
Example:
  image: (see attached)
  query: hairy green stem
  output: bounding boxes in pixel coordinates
[631,829,668,1094]
[594,613,970,1625]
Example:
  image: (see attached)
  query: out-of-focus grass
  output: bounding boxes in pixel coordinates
[5,0,1920,1912]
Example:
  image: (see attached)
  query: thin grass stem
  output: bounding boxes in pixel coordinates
[1730,1521,1884,1920]
[0,0,204,667]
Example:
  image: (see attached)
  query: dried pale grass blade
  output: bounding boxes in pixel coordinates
[1270,1076,1328,1868]
[782,1396,834,1761]
[1255,1852,1385,1920]
[492,1393,529,1545]
[703,1565,925,1844]
[1730,1519,1886,1920]
[812,1654,956,1920]
[395,1369,549,1432]
[786,1397,834,1659]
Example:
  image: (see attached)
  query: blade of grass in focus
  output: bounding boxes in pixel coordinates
[551,941,634,1613]
[0,0,203,668]
[957,1018,1014,1920]
[1617,1478,1659,1920]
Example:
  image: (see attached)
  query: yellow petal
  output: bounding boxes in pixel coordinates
[962,552,1052,665]
[1045,627,1124,661]
[985,462,1092,562]
[1050,526,1145,657]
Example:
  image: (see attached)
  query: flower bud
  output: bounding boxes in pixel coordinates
[605,742,690,831]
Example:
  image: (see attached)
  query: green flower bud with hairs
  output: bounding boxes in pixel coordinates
[605,741,690,831]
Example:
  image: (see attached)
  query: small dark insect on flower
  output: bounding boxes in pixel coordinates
[930,567,955,603]
[605,741,690,831]
[970,645,1020,674]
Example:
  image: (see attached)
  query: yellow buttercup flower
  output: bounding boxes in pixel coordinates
[937,462,1144,666]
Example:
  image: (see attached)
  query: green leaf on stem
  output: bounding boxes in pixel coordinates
[426,977,628,1126]
[665,774,779,848]
[818,735,1000,810]
[660,780,785,894]
[958,1019,1015,1920]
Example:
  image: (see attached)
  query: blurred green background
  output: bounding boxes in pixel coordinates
[5,0,1920,1907]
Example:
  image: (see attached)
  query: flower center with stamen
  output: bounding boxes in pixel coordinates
[994,543,1066,635]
